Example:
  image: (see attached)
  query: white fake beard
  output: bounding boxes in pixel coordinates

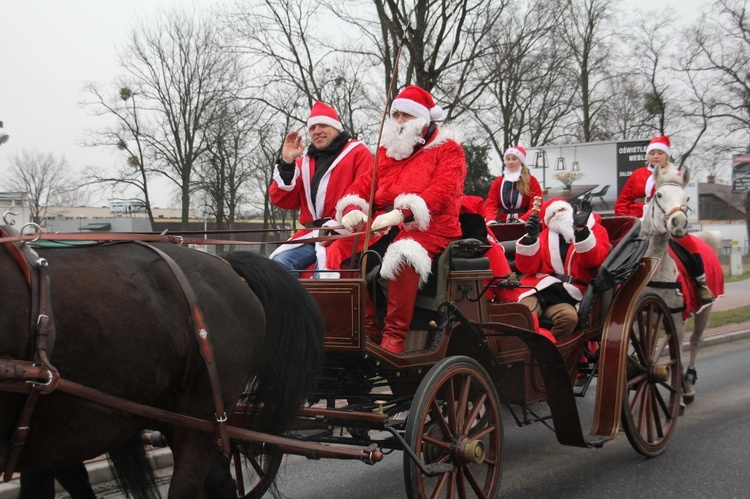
[503,167,522,182]
[547,209,575,243]
[381,117,428,160]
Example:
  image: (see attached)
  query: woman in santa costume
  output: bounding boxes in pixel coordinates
[485,145,543,224]
[268,101,373,276]
[515,197,610,340]
[334,85,466,354]
[615,135,714,304]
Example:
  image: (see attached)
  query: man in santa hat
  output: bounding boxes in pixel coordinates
[268,101,373,276]
[334,85,466,354]
[515,198,610,340]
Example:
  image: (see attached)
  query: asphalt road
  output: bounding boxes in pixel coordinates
[87,336,750,498]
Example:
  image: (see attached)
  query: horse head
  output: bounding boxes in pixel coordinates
[646,165,690,239]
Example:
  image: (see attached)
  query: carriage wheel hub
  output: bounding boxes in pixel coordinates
[456,436,485,464]
[651,365,670,383]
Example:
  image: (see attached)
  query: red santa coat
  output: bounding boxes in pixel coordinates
[485,174,543,223]
[332,127,467,284]
[268,139,372,270]
[615,164,680,217]
[515,215,610,303]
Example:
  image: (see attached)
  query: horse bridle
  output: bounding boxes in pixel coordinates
[648,181,688,231]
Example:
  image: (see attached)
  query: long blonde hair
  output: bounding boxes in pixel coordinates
[516,165,531,196]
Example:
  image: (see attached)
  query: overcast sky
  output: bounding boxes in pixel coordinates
[0,0,708,208]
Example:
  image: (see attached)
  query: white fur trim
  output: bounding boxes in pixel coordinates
[307,115,342,131]
[335,194,369,222]
[504,147,526,164]
[575,229,597,253]
[272,162,301,191]
[314,141,362,218]
[380,238,432,287]
[646,142,671,156]
[543,200,570,226]
[423,126,462,149]
[315,241,327,270]
[548,232,565,274]
[563,282,583,301]
[394,193,430,231]
[515,237,539,256]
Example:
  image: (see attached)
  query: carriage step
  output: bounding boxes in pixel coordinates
[584,435,610,448]
[425,463,455,474]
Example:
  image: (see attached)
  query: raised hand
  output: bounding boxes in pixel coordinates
[341,210,368,231]
[281,131,304,163]
[574,200,593,228]
[525,213,540,240]
[371,209,404,233]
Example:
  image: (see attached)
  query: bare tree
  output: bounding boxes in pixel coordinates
[82,84,157,228]
[118,8,245,229]
[685,0,750,151]
[2,150,76,224]
[559,0,618,142]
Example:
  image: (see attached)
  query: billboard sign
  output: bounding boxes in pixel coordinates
[616,140,649,195]
[732,154,750,193]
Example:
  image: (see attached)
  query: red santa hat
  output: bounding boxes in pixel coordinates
[504,145,527,164]
[646,135,671,156]
[307,101,342,131]
[390,85,444,123]
[540,197,572,226]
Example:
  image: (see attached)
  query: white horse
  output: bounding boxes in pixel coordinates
[640,165,722,408]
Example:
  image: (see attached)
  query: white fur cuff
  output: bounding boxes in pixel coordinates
[395,193,430,231]
[380,238,432,287]
[335,194,369,222]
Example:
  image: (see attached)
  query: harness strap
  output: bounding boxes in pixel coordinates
[135,242,231,455]
[1,227,60,482]
[647,281,682,289]
[550,273,587,286]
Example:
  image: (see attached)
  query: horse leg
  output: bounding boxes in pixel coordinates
[684,305,711,404]
[167,428,222,499]
[18,469,56,499]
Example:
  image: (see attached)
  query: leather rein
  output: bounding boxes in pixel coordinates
[0,227,235,480]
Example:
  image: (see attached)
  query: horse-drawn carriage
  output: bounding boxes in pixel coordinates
[1,169,708,498]
[246,211,680,498]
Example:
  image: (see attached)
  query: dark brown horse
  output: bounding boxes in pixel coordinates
[0,240,324,497]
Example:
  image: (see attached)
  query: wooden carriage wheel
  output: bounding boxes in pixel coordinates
[229,441,282,499]
[404,356,503,498]
[621,293,681,457]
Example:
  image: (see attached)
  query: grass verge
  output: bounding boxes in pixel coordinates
[685,305,750,332]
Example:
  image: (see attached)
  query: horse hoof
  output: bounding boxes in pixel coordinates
[679,401,686,416]
[683,394,695,405]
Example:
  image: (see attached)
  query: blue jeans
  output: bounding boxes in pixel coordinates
[270,243,317,276]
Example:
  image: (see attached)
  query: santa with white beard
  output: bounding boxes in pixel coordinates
[515,197,610,340]
[332,85,467,354]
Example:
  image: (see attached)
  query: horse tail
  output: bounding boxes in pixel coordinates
[693,231,720,255]
[221,251,325,437]
[107,433,159,499]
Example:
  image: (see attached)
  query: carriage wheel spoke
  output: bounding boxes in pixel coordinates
[463,392,487,435]
[446,378,458,435]
[422,433,453,453]
[427,470,451,499]
[456,375,471,433]
[430,398,454,441]
[464,465,488,498]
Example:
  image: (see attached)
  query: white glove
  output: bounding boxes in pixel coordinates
[341,209,368,230]
[371,209,404,233]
